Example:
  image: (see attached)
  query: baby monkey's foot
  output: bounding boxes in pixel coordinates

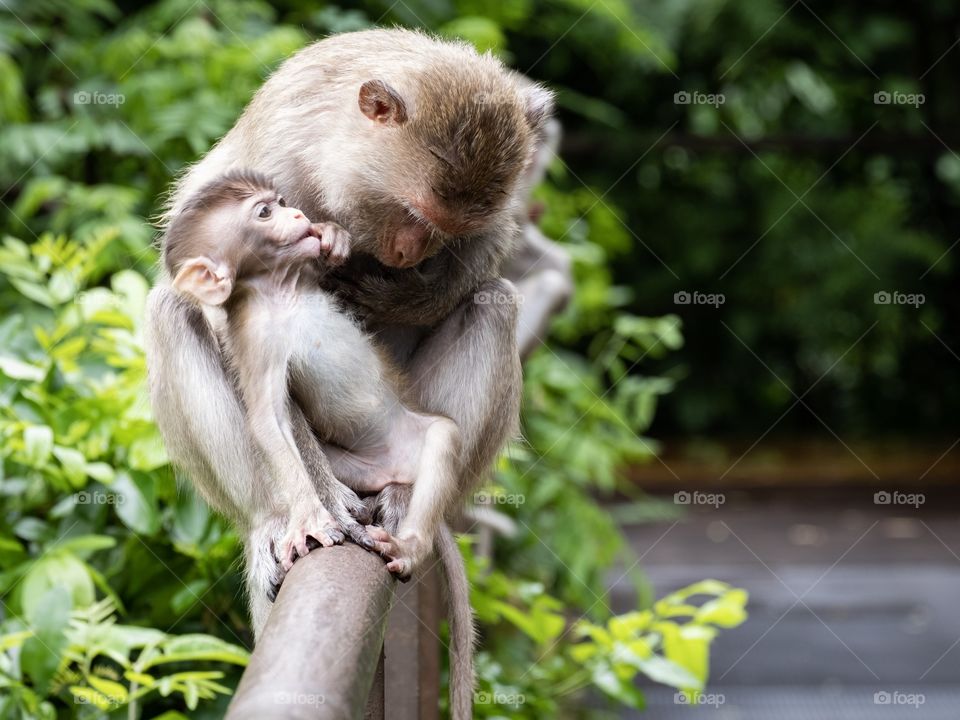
[278,505,344,572]
[366,526,429,582]
[311,222,351,266]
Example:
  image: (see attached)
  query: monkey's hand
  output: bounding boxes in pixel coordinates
[365,526,429,582]
[311,222,352,267]
[325,484,380,553]
[277,501,345,571]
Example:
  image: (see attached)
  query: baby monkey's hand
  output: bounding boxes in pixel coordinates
[311,222,351,267]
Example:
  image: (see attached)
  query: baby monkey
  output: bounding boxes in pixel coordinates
[164,170,464,584]
[163,171,473,715]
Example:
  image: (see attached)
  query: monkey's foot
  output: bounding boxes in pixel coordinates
[278,508,345,571]
[365,525,428,582]
[311,222,351,266]
[340,522,378,553]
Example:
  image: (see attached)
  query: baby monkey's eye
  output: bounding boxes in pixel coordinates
[257,204,271,219]
[277,197,287,207]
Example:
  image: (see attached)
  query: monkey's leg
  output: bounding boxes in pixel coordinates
[289,402,377,551]
[145,285,261,521]
[366,415,462,579]
[405,277,523,492]
[246,393,346,571]
[370,277,521,575]
[243,517,287,641]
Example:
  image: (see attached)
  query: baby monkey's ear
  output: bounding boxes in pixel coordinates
[173,256,234,306]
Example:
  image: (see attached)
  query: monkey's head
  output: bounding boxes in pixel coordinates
[339,61,554,269]
[165,171,319,305]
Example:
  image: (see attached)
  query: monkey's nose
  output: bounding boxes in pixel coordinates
[393,249,417,268]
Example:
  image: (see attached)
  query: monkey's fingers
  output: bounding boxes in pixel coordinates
[323,528,346,545]
[365,525,412,583]
[385,558,413,583]
[305,527,346,550]
[272,537,298,571]
[311,222,351,266]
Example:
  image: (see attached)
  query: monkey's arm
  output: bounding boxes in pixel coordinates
[226,329,348,570]
[333,223,517,327]
[405,276,522,491]
[145,285,260,526]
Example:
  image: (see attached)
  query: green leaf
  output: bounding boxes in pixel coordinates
[144,635,249,669]
[69,686,114,710]
[695,590,748,628]
[128,435,169,471]
[590,663,646,708]
[21,553,95,610]
[633,655,701,690]
[439,16,506,54]
[124,671,156,685]
[53,445,88,487]
[86,675,129,705]
[0,629,33,652]
[0,356,46,381]
[21,587,71,692]
[55,534,116,558]
[112,471,160,534]
[84,462,116,482]
[23,425,54,466]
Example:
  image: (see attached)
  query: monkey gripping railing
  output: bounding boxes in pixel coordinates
[225,217,571,718]
[225,542,445,720]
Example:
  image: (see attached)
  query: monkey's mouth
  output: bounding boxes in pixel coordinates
[290,232,321,256]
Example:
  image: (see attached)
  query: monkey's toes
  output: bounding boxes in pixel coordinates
[323,528,346,545]
[386,558,413,583]
[345,522,377,551]
[366,525,391,543]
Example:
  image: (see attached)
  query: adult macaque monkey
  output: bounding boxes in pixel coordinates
[148,28,553,720]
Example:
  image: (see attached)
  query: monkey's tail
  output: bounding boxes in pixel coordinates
[436,523,475,720]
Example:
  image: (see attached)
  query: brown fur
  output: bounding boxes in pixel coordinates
[151,31,553,720]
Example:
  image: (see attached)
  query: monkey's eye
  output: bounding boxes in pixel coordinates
[277,197,287,207]
[257,204,271,219]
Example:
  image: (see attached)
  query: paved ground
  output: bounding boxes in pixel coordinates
[609,487,960,719]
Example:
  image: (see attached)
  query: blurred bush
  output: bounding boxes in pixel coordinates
[495,0,959,437]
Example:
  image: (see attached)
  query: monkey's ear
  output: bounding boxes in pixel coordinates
[358,80,408,126]
[524,84,555,131]
[173,257,233,306]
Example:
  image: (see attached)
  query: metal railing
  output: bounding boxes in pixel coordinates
[225,543,443,720]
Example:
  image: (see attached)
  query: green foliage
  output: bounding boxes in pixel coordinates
[499,0,960,435]
[1,598,247,717]
[0,0,748,717]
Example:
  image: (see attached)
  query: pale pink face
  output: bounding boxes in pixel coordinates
[248,192,318,259]
[343,76,543,270]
